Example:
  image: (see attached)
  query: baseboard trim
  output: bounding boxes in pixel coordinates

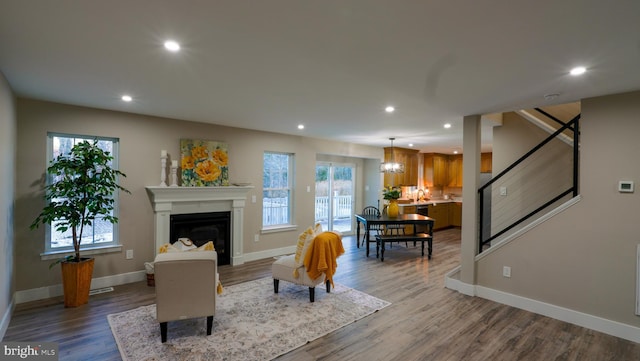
[444,274,640,344]
[14,270,146,304]
[0,294,15,341]
[14,246,298,305]
[443,266,475,296]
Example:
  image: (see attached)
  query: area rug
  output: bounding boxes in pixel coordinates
[108,277,390,361]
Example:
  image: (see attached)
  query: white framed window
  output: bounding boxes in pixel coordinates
[44,133,122,254]
[263,152,294,228]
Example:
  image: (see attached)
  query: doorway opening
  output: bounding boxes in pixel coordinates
[315,162,354,233]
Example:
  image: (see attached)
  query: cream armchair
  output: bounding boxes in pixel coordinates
[272,229,344,302]
[154,250,217,343]
[272,254,330,302]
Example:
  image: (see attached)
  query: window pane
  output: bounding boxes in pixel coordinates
[79,223,95,245]
[51,220,73,248]
[92,216,114,244]
[46,133,120,252]
[263,152,292,226]
[53,136,73,159]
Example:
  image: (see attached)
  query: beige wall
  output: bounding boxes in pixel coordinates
[15,99,382,291]
[477,91,640,327]
[0,71,16,338]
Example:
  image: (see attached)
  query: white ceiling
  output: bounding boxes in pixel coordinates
[1,1,639,153]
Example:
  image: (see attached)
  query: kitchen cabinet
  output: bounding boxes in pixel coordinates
[450,202,462,227]
[400,205,416,214]
[423,153,449,188]
[383,147,419,187]
[448,154,463,187]
[424,152,491,188]
[429,203,450,230]
[481,153,492,173]
[400,202,458,231]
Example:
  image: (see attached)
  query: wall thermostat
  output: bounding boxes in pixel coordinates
[618,181,634,193]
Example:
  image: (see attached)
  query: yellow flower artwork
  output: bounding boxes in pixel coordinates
[180,139,229,186]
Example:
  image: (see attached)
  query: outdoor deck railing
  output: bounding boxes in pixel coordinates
[263,195,352,225]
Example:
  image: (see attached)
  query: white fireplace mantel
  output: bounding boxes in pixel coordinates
[146,186,253,265]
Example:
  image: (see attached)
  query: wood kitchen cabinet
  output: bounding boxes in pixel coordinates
[383,147,419,187]
[424,152,492,188]
[423,153,449,188]
[401,202,457,231]
[450,202,462,227]
[400,205,416,214]
[429,203,450,230]
[481,152,492,173]
[448,154,463,187]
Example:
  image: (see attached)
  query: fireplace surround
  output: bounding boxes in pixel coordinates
[146,186,252,265]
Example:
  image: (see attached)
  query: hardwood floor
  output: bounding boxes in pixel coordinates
[4,228,640,360]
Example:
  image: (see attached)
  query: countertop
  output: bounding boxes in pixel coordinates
[397,198,462,207]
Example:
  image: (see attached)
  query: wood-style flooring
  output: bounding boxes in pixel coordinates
[4,228,640,360]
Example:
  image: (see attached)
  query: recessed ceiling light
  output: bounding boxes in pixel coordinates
[297,124,305,130]
[444,123,452,129]
[385,106,395,113]
[164,40,181,52]
[408,143,414,147]
[121,95,132,102]
[453,150,459,154]
[570,66,586,76]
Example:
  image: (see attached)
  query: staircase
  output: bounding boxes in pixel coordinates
[478,105,580,253]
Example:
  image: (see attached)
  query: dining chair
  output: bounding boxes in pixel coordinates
[361,206,383,247]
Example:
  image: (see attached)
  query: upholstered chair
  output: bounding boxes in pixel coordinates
[154,250,217,343]
[272,255,330,302]
[272,229,344,302]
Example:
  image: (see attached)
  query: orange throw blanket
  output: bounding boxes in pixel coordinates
[303,231,345,287]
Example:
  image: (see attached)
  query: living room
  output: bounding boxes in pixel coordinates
[2,1,640,360]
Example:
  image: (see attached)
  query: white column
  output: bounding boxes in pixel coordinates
[153,202,172,254]
[461,114,481,288]
[231,199,246,265]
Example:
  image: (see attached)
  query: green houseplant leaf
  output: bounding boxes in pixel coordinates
[30,140,131,263]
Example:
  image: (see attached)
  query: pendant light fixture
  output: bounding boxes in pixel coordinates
[379,137,405,173]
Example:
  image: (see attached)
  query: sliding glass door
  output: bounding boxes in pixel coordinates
[315,162,354,233]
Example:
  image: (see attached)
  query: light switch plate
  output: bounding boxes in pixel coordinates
[503,266,511,278]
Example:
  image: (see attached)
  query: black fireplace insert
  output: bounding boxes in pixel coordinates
[169,211,231,265]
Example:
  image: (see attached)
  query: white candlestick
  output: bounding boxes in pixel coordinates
[170,163,178,187]
[160,157,167,187]
[161,149,167,158]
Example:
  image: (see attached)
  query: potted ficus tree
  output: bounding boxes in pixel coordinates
[31,140,130,307]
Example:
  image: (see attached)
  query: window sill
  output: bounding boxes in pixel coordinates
[261,225,299,234]
[40,245,123,261]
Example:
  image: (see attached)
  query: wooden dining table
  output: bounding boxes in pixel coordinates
[354,213,435,257]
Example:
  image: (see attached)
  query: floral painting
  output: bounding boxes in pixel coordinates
[180,139,229,186]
